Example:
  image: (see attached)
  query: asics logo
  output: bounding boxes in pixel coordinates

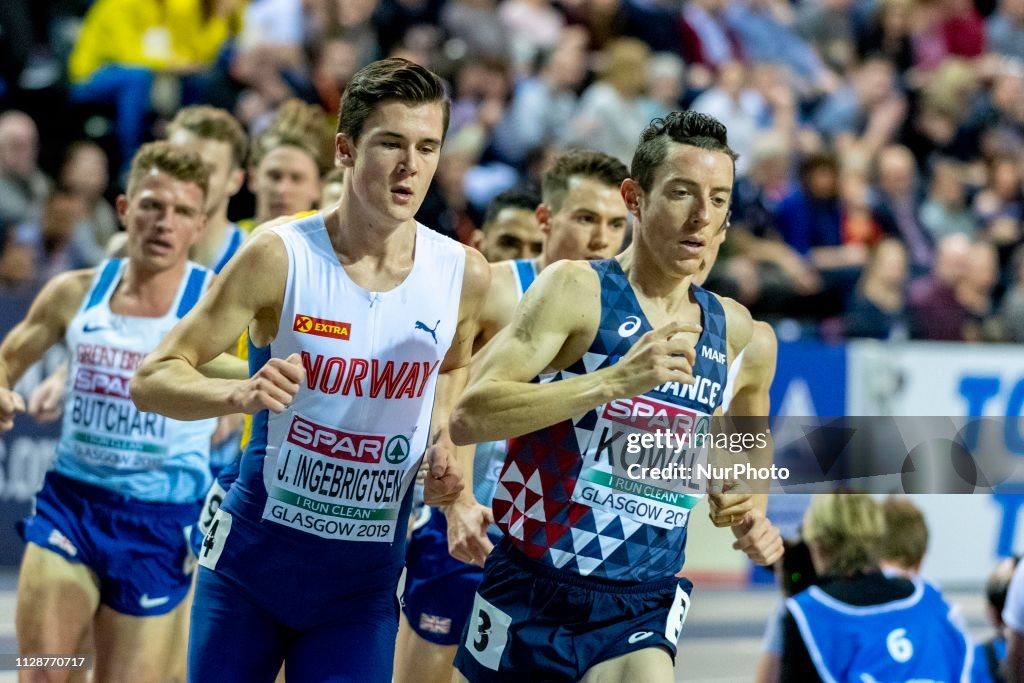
[627,631,654,644]
[416,319,440,344]
[618,316,641,337]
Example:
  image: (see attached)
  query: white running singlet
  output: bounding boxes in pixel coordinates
[248,214,465,544]
[57,258,216,503]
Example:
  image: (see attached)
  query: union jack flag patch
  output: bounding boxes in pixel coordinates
[418,613,452,634]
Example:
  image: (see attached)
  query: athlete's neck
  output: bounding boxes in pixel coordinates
[114,258,188,317]
[321,194,417,293]
[617,244,695,313]
[327,191,416,263]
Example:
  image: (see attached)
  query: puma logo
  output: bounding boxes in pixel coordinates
[415,319,440,344]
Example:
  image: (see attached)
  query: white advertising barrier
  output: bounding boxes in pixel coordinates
[848,340,1024,418]
[849,340,1024,586]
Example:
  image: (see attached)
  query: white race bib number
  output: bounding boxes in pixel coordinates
[465,593,513,671]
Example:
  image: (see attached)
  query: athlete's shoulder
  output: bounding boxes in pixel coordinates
[714,294,755,350]
[31,268,95,325]
[459,244,490,297]
[735,319,777,391]
[523,260,601,335]
[50,267,96,301]
[185,259,215,275]
[248,211,321,240]
[487,258,524,297]
[488,258,517,283]
[748,320,777,358]
[539,258,600,292]
[219,226,288,285]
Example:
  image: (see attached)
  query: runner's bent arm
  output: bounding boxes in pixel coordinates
[132,231,292,419]
[711,315,782,565]
[451,260,698,445]
[439,257,508,562]
[196,353,250,380]
[431,248,490,443]
[421,248,490,505]
[0,270,90,431]
[719,320,777,518]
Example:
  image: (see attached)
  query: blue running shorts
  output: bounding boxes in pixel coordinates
[454,538,693,682]
[402,507,494,645]
[19,471,200,616]
[188,565,400,683]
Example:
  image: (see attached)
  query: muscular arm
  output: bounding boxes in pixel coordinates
[0,271,89,389]
[197,353,250,380]
[707,309,782,564]
[410,248,490,506]
[450,261,613,445]
[451,260,696,445]
[0,271,89,431]
[131,231,287,419]
[429,248,490,449]
[724,319,778,516]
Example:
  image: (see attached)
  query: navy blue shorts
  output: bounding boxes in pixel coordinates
[189,566,400,683]
[453,539,693,682]
[18,471,200,617]
[403,507,491,645]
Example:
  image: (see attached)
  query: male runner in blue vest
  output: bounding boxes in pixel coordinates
[450,111,784,682]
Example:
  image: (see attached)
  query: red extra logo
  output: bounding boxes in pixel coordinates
[293,314,351,341]
[285,415,384,463]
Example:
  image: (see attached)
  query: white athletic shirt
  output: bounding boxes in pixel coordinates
[244,214,465,544]
[56,258,216,502]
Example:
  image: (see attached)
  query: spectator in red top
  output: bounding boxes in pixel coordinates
[941,0,987,58]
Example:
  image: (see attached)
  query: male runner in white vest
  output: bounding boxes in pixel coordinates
[0,141,230,682]
[132,57,488,682]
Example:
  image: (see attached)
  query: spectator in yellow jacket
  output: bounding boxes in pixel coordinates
[68,0,244,178]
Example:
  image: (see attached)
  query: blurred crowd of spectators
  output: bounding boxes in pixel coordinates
[0,0,1022,343]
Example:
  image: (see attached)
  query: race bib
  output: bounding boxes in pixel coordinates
[68,367,169,470]
[665,584,691,644]
[465,593,513,671]
[261,413,414,542]
[570,395,708,529]
[198,509,232,571]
